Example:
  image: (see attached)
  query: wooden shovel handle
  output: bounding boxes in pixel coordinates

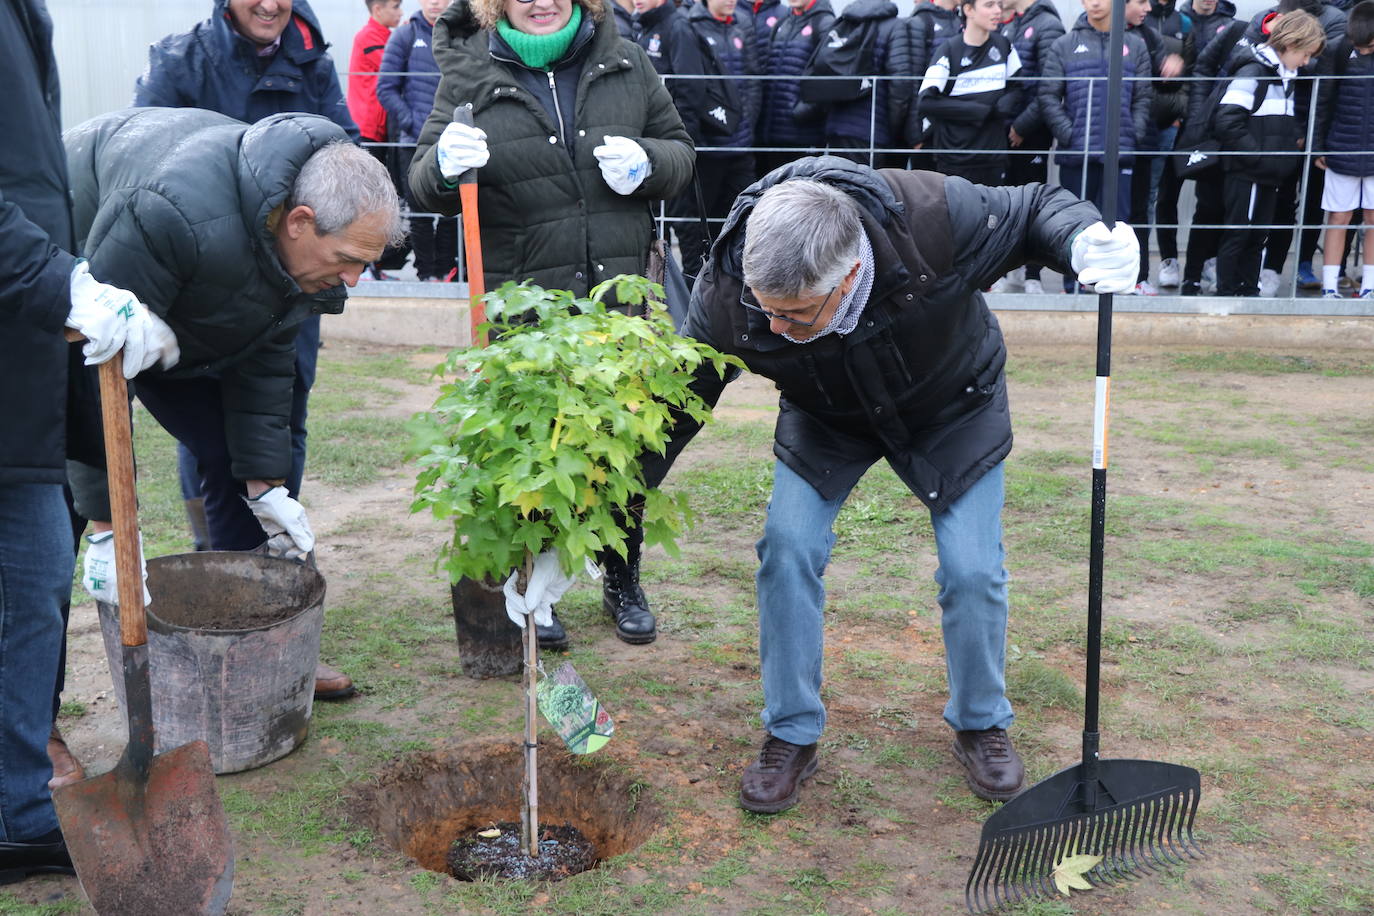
[65,329,147,648]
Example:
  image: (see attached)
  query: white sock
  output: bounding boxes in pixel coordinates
[1363,264,1374,291]
[1323,265,1341,290]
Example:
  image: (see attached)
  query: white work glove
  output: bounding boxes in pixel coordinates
[437,121,489,180]
[244,486,315,560]
[65,261,180,378]
[1069,221,1140,295]
[82,531,152,606]
[502,549,578,630]
[592,135,651,195]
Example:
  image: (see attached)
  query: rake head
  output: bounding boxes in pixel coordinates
[965,758,1202,913]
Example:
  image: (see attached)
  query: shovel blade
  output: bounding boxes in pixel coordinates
[54,740,234,916]
[966,758,1202,913]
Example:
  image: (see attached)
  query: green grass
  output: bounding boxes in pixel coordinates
[1169,350,1374,376]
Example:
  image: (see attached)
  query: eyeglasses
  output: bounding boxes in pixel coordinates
[740,283,838,328]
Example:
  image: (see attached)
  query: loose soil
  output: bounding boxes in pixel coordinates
[447,823,596,883]
[10,340,1372,916]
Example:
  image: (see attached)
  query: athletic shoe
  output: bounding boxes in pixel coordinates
[1258,268,1281,298]
[1358,289,1374,299]
[1296,261,1320,289]
[1322,289,1344,299]
[1022,278,1044,295]
[1201,257,1217,289]
[988,276,1010,293]
[1180,280,1201,296]
[1008,265,1026,289]
[1157,257,1181,288]
[1129,280,1158,296]
[1339,274,1356,290]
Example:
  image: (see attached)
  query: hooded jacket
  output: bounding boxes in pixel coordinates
[1180,0,1235,61]
[407,0,694,298]
[63,108,352,490]
[916,32,1022,174]
[688,0,764,150]
[132,0,358,140]
[377,10,443,144]
[891,1,961,144]
[645,156,1099,509]
[620,1,709,142]
[760,0,836,147]
[347,15,393,141]
[1040,13,1154,159]
[816,0,905,147]
[1,0,83,485]
[1317,39,1374,176]
[1214,42,1301,183]
[999,0,1068,144]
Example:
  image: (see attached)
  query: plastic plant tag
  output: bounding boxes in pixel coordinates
[537,661,613,754]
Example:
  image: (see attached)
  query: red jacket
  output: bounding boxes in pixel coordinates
[347,17,391,141]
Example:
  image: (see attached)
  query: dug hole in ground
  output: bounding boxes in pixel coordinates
[11,340,1373,916]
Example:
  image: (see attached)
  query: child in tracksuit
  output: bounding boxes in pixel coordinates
[1213,10,1325,296]
[1040,0,1153,291]
[1315,0,1374,298]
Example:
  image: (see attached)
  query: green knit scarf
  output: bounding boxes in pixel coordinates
[496,5,583,70]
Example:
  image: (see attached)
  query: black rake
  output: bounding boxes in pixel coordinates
[965,0,1203,909]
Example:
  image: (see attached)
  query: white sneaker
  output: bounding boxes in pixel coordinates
[1008,265,1026,289]
[1022,278,1044,295]
[1129,280,1158,296]
[1201,257,1217,290]
[1358,289,1374,300]
[1258,268,1281,297]
[1157,257,1180,288]
[988,276,1010,293]
[1339,274,1356,290]
[1322,289,1344,299]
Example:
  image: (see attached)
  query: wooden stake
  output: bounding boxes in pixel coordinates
[520,551,539,858]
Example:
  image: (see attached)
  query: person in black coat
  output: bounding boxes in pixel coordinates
[620,0,709,143]
[0,0,176,884]
[756,0,836,175]
[133,0,366,699]
[638,156,1138,814]
[681,0,763,280]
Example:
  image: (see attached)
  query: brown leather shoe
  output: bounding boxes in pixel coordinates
[739,735,818,814]
[314,662,357,701]
[952,727,1026,801]
[47,725,85,790]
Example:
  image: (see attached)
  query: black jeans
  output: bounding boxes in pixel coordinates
[1183,172,1225,284]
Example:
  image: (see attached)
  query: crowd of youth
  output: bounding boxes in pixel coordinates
[354,0,1374,298]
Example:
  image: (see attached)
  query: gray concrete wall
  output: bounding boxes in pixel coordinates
[324,292,1374,350]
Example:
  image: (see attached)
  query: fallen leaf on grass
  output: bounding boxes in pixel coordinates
[477,828,501,838]
[1051,847,1102,897]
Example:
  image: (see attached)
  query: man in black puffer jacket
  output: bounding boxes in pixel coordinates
[757,0,836,175]
[638,157,1139,813]
[894,0,962,153]
[63,108,404,581]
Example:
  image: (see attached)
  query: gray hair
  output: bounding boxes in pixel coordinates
[288,141,406,245]
[742,179,863,299]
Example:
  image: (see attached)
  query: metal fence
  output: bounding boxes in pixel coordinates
[359,67,1374,313]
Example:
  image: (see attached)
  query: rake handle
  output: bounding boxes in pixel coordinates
[1082,0,1129,801]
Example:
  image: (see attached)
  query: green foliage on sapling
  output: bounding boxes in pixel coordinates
[408,275,740,584]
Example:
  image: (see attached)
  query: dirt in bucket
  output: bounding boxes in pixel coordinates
[446,822,595,881]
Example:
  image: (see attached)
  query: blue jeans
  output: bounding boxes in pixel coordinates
[0,483,72,841]
[755,461,1013,745]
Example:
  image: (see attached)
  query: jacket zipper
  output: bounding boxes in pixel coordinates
[547,70,568,147]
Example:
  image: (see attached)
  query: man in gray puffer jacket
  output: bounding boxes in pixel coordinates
[64,108,404,593]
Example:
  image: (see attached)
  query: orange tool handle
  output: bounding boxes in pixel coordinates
[452,105,486,346]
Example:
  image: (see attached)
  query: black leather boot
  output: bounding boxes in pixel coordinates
[537,611,568,651]
[602,560,656,644]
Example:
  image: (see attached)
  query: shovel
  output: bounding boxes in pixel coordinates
[53,335,234,915]
[452,104,487,346]
[964,3,1202,910]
